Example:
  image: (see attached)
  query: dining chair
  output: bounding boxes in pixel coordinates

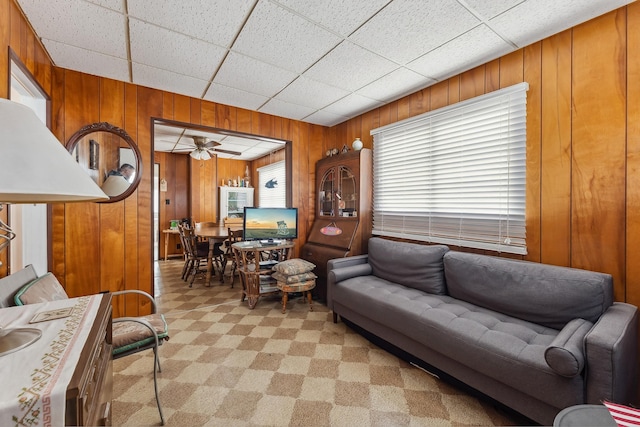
[178,223,211,287]
[11,272,169,425]
[220,228,243,287]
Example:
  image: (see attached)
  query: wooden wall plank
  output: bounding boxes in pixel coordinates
[460,67,485,101]
[626,1,640,307]
[571,9,627,299]
[541,31,572,267]
[524,42,542,263]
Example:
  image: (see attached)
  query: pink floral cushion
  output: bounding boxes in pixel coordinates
[14,273,69,305]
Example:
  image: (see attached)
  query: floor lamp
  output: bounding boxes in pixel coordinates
[0,98,108,356]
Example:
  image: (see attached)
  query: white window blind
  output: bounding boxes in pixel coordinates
[258,160,286,207]
[371,82,528,254]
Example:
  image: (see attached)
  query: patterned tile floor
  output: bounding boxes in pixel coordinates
[112,260,527,426]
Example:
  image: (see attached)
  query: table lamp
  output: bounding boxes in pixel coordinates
[0,98,109,356]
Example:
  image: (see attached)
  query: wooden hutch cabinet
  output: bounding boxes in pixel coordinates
[302,148,372,300]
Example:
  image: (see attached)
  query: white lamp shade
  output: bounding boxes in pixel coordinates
[0,99,108,203]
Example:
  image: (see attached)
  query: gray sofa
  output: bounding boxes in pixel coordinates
[327,237,638,425]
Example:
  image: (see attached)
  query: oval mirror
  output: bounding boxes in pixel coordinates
[66,122,142,203]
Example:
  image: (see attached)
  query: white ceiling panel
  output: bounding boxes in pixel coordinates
[204,83,269,112]
[305,41,398,91]
[232,0,342,74]
[128,0,256,48]
[213,52,298,97]
[463,0,524,20]
[408,25,514,81]
[357,68,435,102]
[303,110,349,127]
[324,93,384,118]
[132,63,209,99]
[42,39,130,82]
[18,0,127,59]
[489,0,635,48]
[349,0,480,65]
[129,19,227,81]
[275,76,350,110]
[272,0,389,37]
[259,98,316,121]
[16,0,634,141]
[85,0,123,12]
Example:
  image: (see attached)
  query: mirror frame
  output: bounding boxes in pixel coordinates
[66,122,143,203]
[152,118,292,207]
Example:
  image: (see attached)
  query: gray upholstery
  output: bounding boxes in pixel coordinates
[369,238,449,295]
[443,251,613,329]
[545,318,593,377]
[327,237,639,426]
[0,264,38,308]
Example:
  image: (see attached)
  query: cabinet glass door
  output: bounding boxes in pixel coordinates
[319,169,335,217]
[228,191,247,217]
[339,166,357,217]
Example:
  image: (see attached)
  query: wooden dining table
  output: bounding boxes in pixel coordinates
[194,224,242,285]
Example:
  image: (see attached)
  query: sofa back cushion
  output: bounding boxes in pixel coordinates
[443,251,613,329]
[368,237,449,295]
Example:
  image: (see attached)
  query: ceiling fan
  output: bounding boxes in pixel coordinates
[188,135,241,160]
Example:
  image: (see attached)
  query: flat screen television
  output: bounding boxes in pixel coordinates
[242,207,298,242]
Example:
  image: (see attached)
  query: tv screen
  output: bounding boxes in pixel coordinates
[243,207,298,242]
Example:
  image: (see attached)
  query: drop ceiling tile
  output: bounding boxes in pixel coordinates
[463,0,524,19]
[273,0,390,37]
[85,0,123,12]
[489,0,635,48]
[304,41,398,92]
[42,39,130,82]
[132,63,209,99]
[204,83,269,112]
[324,93,384,117]
[128,0,255,48]
[129,19,227,81]
[213,52,298,98]
[154,140,178,152]
[348,0,479,65]
[357,68,434,102]
[407,25,513,80]
[303,109,349,127]
[232,1,342,74]
[17,0,127,58]
[275,76,349,110]
[259,98,316,121]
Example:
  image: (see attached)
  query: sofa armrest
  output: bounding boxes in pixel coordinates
[327,255,369,312]
[585,302,638,406]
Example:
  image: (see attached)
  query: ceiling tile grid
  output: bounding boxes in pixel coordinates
[15,0,637,131]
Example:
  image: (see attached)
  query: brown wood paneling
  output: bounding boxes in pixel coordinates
[500,49,524,88]
[627,1,640,308]
[460,67,485,101]
[541,31,572,267]
[571,9,626,299]
[430,81,449,110]
[524,42,542,263]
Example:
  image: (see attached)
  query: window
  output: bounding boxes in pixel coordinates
[371,82,528,255]
[258,160,286,207]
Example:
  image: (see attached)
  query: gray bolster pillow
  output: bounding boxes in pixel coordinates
[544,318,593,377]
[331,264,373,283]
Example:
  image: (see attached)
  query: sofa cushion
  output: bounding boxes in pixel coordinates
[14,273,69,305]
[368,237,449,294]
[544,318,593,377]
[443,252,613,329]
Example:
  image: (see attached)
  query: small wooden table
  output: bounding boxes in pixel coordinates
[195,224,241,285]
[231,240,295,309]
[162,228,180,261]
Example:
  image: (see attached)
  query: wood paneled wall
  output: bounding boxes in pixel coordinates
[332,6,639,309]
[3,0,640,320]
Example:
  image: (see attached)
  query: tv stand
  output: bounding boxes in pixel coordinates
[231,240,295,309]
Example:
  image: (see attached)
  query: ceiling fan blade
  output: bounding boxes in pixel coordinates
[213,148,242,156]
[203,141,220,148]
